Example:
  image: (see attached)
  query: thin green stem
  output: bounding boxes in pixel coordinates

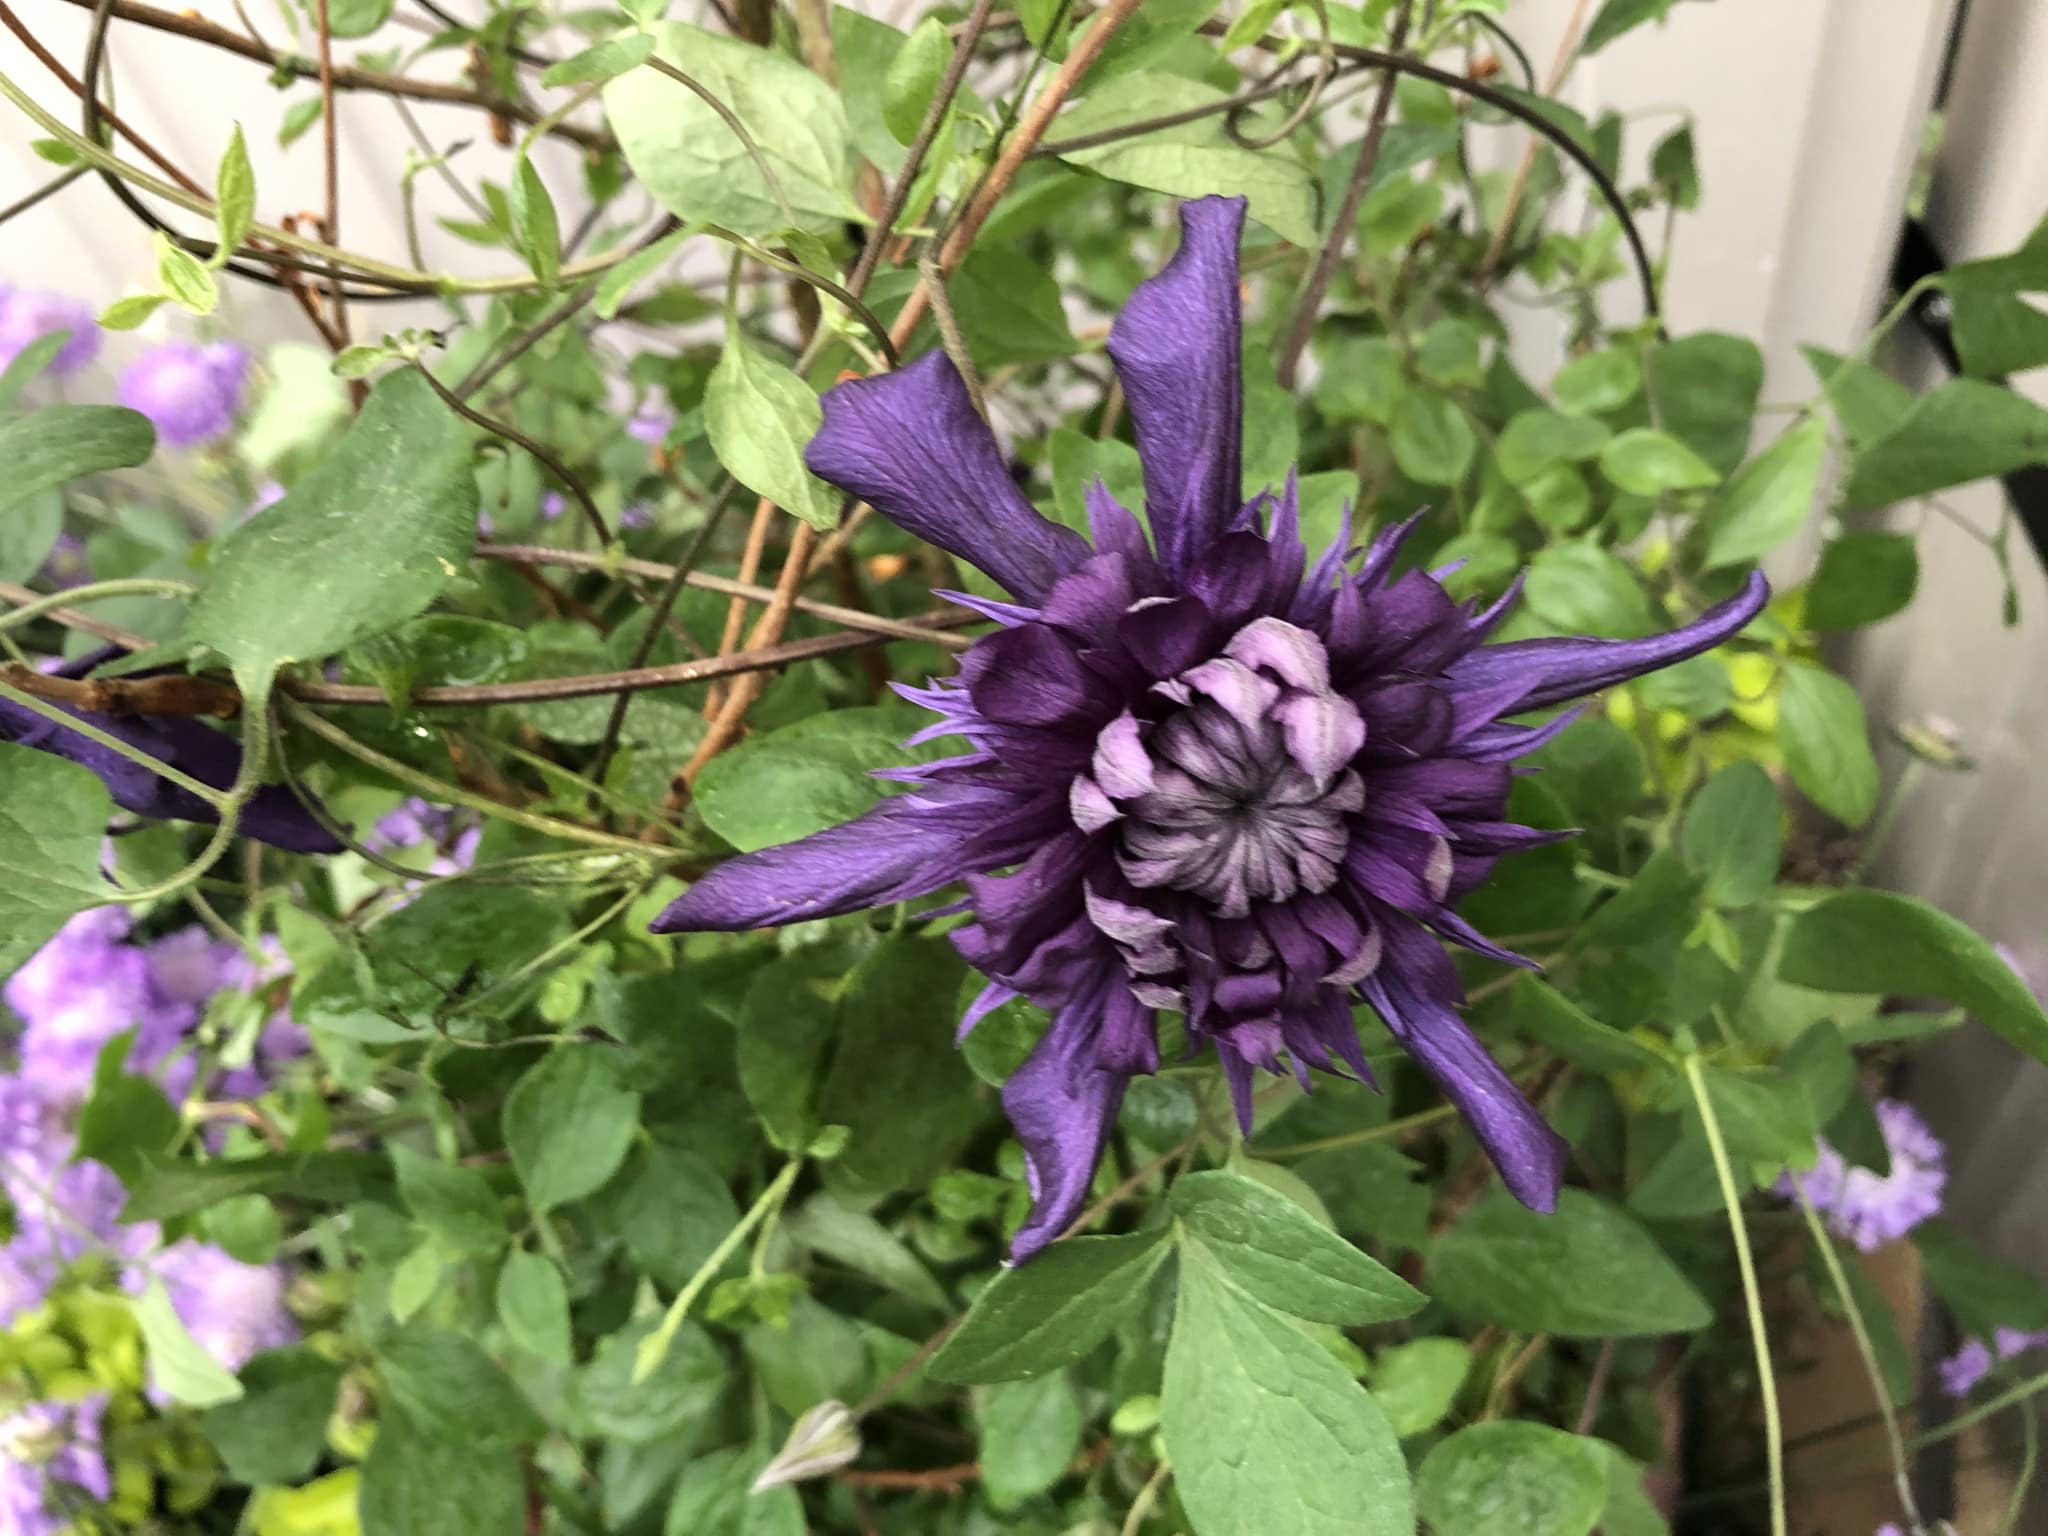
[1792,1186,1921,1531]
[0,679,227,808]
[636,1159,803,1384]
[116,705,270,905]
[445,881,645,1020]
[1119,1460,1173,1536]
[1253,1098,1465,1159]
[0,576,195,635]
[280,698,663,857]
[1687,1052,1785,1536]
[1998,1396,2038,1536]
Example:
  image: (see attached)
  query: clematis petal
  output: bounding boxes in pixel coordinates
[1365,962,1566,1212]
[806,352,1091,602]
[1449,570,1769,711]
[1105,196,1247,579]
[651,803,981,932]
[1004,994,1131,1262]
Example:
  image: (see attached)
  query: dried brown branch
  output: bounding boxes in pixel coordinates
[0,664,240,719]
[48,0,613,151]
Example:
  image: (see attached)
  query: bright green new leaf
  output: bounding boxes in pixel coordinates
[134,1275,245,1407]
[1700,416,1825,569]
[1776,663,1879,827]
[1525,543,1654,638]
[0,403,154,526]
[542,32,657,88]
[928,1229,1171,1383]
[510,154,562,286]
[1370,1337,1470,1439]
[187,367,477,700]
[604,22,857,236]
[1171,1171,1423,1325]
[156,230,219,315]
[214,124,256,259]
[883,15,949,146]
[1598,427,1720,495]
[703,332,836,529]
[1053,72,1318,248]
[1431,1189,1712,1337]
[1417,1422,1607,1536]
[1553,347,1640,414]
[1780,890,2048,1068]
[1162,1252,1413,1536]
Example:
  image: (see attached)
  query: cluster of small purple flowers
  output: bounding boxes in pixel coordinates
[0,285,248,448]
[1778,1098,1947,1252]
[0,911,299,1529]
[1938,1325,2048,1398]
[365,796,483,879]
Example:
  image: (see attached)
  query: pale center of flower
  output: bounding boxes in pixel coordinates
[1072,618,1366,920]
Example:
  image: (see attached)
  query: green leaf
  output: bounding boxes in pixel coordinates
[1649,333,1764,476]
[497,1250,573,1365]
[74,1036,180,1185]
[1496,409,1610,484]
[1170,1170,1423,1325]
[1369,1337,1470,1439]
[201,1347,343,1486]
[882,15,949,145]
[586,1136,743,1291]
[1525,543,1654,638]
[1801,344,1913,446]
[98,294,168,332]
[392,1145,506,1258]
[695,705,932,851]
[977,1374,1083,1509]
[574,1317,725,1443]
[816,936,984,1190]
[1162,1252,1413,1536]
[503,1047,642,1210]
[509,153,562,286]
[542,32,657,88]
[1581,0,1679,53]
[1842,377,2048,509]
[1052,71,1318,247]
[1776,663,1878,827]
[1417,318,1485,389]
[949,248,1081,366]
[358,1409,525,1536]
[187,368,476,699]
[377,1325,544,1446]
[214,124,256,259]
[1780,890,2048,1067]
[1553,347,1640,414]
[782,1192,949,1310]
[1681,761,1783,908]
[1417,1422,1607,1536]
[1941,239,2048,378]
[928,1229,1171,1383]
[1358,173,1444,260]
[1513,978,1668,1076]
[1313,335,1404,426]
[1594,1442,1671,1536]
[317,0,394,37]
[594,224,700,319]
[604,21,857,236]
[155,230,219,315]
[662,1445,805,1536]
[735,957,839,1153]
[1430,1189,1712,1337]
[1698,416,1825,568]
[133,1274,245,1407]
[703,331,835,529]
[1598,427,1720,495]
[0,403,155,521]
[1390,390,1476,486]
[1650,123,1697,210]
[121,1150,390,1223]
[1803,532,1918,630]
[0,746,116,979]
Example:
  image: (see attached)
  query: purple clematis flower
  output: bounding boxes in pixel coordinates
[116,340,249,447]
[0,649,344,854]
[650,196,1769,1260]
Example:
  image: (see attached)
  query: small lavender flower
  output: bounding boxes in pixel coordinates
[116,340,249,447]
[0,290,100,377]
[621,500,656,531]
[626,404,674,445]
[1994,1326,2048,1360]
[366,797,481,877]
[36,533,88,592]
[149,1240,295,1391]
[650,197,1770,1259]
[1780,1098,1946,1253]
[0,1396,110,1534]
[1939,1339,1992,1397]
[0,648,344,854]
[539,491,566,522]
